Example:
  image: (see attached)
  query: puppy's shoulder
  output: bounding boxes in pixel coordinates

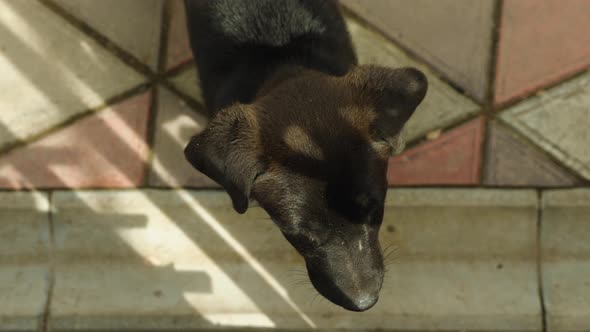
[208,0,340,46]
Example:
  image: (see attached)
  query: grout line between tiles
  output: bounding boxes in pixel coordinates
[159,79,208,115]
[143,0,172,187]
[143,86,159,188]
[157,0,172,75]
[478,114,490,185]
[40,191,55,332]
[494,67,590,113]
[1,185,586,192]
[536,190,548,332]
[163,59,196,79]
[0,83,150,157]
[487,0,504,115]
[478,0,503,187]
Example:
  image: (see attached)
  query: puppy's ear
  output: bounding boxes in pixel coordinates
[184,105,262,214]
[348,65,427,153]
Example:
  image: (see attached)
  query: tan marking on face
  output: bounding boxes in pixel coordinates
[237,104,260,128]
[339,106,393,158]
[371,141,392,159]
[389,133,406,155]
[227,104,263,153]
[284,125,324,160]
[339,106,377,133]
[371,132,405,159]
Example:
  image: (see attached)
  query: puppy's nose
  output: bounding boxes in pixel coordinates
[347,293,379,312]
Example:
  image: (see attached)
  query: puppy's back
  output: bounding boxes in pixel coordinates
[209,0,327,46]
[184,0,356,112]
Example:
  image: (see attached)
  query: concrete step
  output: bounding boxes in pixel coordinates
[0,192,51,332]
[2,189,587,331]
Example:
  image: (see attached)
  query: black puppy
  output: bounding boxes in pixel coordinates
[183,0,427,311]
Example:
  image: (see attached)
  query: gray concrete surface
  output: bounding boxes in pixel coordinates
[501,71,590,181]
[0,192,51,332]
[43,189,543,331]
[542,189,590,332]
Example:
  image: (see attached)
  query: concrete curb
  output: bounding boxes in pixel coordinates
[3,189,589,331]
[0,192,51,332]
[542,189,590,332]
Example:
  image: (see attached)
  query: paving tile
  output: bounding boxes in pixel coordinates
[48,189,540,331]
[500,71,590,181]
[542,189,590,332]
[0,92,151,189]
[342,0,495,102]
[495,0,590,105]
[168,65,203,105]
[347,18,482,143]
[166,0,193,70]
[387,117,485,186]
[0,0,144,152]
[484,121,581,187]
[0,192,50,331]
[52,0,164,70]
[149,87,218,188]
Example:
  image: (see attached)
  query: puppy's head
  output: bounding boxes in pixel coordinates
[184,65,427,311]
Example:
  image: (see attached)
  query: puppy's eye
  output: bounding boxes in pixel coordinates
[372,133,389,144]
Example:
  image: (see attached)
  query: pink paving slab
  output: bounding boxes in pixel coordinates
[495,0,590,105]
[165,0,193,70]
[0,92,151,189]
[387,117,485,186]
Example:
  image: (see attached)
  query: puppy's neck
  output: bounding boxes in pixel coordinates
[190,1,358,114]
[255,65,311,100]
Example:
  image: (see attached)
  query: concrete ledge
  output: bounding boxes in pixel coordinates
[49,190,304,331]
[0,192,50,332]
[384,189,539,261]
[374,261,540,331]
[542,189,590,332]
[44,189,543,331]
[378,189,541,331]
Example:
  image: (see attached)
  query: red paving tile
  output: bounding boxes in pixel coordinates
[165,0,193,70]
[0,92,151,189]
[387,117,485,186]
[483,122,580,187]
[495,0,590,105]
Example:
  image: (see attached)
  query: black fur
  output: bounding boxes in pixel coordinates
[184,0,356,113]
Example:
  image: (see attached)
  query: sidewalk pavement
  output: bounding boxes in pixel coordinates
[0,0,588,331]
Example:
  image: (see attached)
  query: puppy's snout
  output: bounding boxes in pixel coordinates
[348,293,379,312]
[305,240,384,312]
[307,264,382,312]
